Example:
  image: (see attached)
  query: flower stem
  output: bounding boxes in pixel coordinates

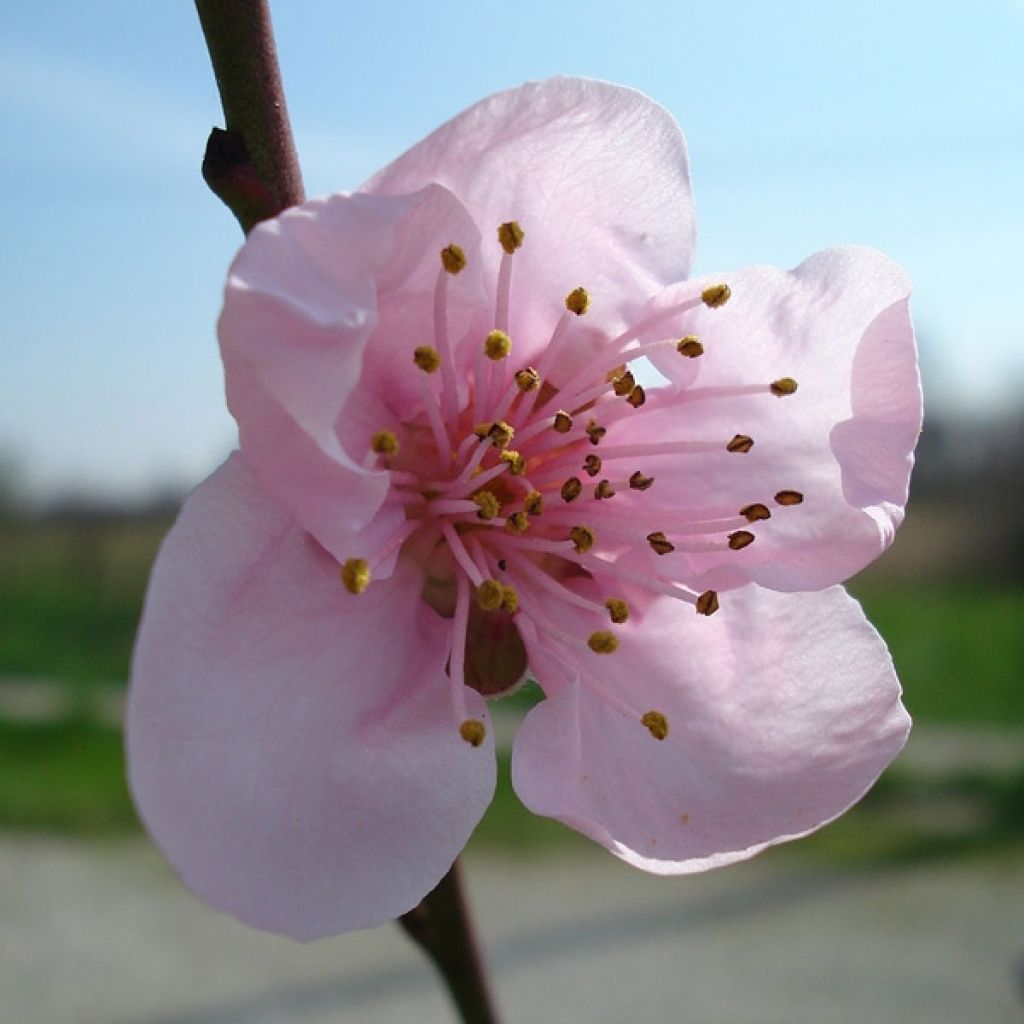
[194,0,304,233]
[399,859,501,1023]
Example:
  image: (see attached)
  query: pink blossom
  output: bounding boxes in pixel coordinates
[128,78,921,940]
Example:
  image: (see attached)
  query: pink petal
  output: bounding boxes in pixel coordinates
[634,246,921,590]
[364,77,696,347]
[512,585,909,872]
[128,455,495,939]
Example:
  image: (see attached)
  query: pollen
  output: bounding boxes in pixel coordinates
[696,590,720,616]
[488,421,515,449]
[641,710,669,740]
[459,718,487,747]
[514,366,541,392]
[500,449,526,475]
[629,471,655,491]
[484,329,512,361]
[647,531,675,556]
[585,420,607,445]
[626,385,646,408]
[726,434,754,454]
[775,489,805,506]
[553,410,573,433]
[497,220,524,254]
[677,335,704,358]
[701,283,731,308]
[472,490,501,520]
[560,477,583,503]
[770,377,799,397]
[612,370,636,397]
[477,579,505,611]
[569,524,596,553]
[740,502,771,523]
[605,598,629,624]
[565,286,590,315]
[594,479,616,500]
[505,510,530,534]
[728,530,755,550]
[370,430,399,456]
[414,345,442,373]
[340,557,370,595]
[587,630,619,654]
[524,490,544,515]
[440,243,467,274]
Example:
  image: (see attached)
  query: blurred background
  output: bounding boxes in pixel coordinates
[1,1,1022,1022]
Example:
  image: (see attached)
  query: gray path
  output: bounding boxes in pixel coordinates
[2,833,1021,1024]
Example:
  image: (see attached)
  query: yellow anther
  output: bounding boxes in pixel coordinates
[514,366,541,392]
[473,421,493,441]
[594,479,616,500]
[605,598,629,624]
[587,630,619,654]
[774,489,805,506]
[440,243,467,274]
[647,531,675,556]
[629,470,654,491]
[701,283,731,308]
[497,220,524,254]
[565,286,590,315]
[560,477,583,503]
[641,710,669,740]
[569,524,596,553]
[770,377,799,397]
[484,329,512,361]
[582,453,602,478]
[500,449,526,475]
[552,410,573,434]
[414,345,442,373]
[473,490,501,520]
[477,579,505,611]
[612,370,636,397]
[505,510,530,534]
[606,363,627,383]
[740,502,771,523]
[340,557,370,595]
[488,420,515,449]
[370,430,399,456]
[696,590,720,616]
[728,530,755,550]
[626,385,646,408]
[500,584,519,613]
[459,718,487,747]
[523,490,544,515]
[585,419,606,445]
[726,434,754,454]
[677,335,704,358]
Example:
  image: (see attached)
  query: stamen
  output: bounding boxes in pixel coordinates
[340,557,370,594]
[629,471,654,491]
[434,250,463,421]
[370,430,399,456]
[740,503,771,523]
[612,370,636,397]
[726,435,754,454]
[593,440,746,460]
[497,221,524,254]
[484,329,511,361]
[440,244,467,274]
[416,368,452,463]
[569,525,596,553]
[626,385,646,408]
[487,421,515,449]
[565,287,590,315]
[441,522,485,586]
[605,598,629,624]
[647,531,675,556]
[515,366,541,391]
[460,719,487,747]
[505,510,530,534]
[413,346,441,373]
[728,530,755,550]
[583,454,603,477]
[472,490,502,520]
[594,480,616,500]
[677,335,704,358]
[641,710,669,740]
[477,579,505,611]
[701,283,731,308]
[587,631,619,654]
[560,477,583,503]
[775,489,805,506]
[770,377,799,397]
[553,410,573,434]
[585,419,606,445]
[500,449,526,475]
[695,590,720,616]
[523,490,544,515]
[499,584,519,613]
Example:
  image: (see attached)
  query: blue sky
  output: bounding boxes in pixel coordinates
[2,1,1022,501]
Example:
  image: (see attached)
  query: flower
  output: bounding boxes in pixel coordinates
[128,77,921,940]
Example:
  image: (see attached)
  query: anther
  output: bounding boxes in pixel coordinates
[500,449,526,475]
[477,579,505,611]
[505,510,530,534]
[728,530,755,550]
[569,525,596,553]
[440,244,467,274]
[497,220,524,254]
[726,434,754,454]
[774,489,805,506]
[484,329,512,361]
[553,410,573,434]
[677,335,704,358]
[626,385,646,408]
[473,490,501,520]
[696,590,720,616]
[523,490,544,515]
[606,364,627,382]
[612,370,635,397]
[514,366,541,392]
[640,710,669,740]
[605,598,629,624]
[770,377,799,397]
[459,718,487,747]
[740,503,771,523]
[500,584,519,613]
[370,430,399,456]
[582,454,602,478]
[488,421,515,449]
[565,287,590,315]
[340,557,370,595]
[585,419,606,445]
[594,479,616,500]
[414,346,442,373]
[647,531,675,556]
[587,630,619,654]
[629,471,654,491]
[473,422,493,441]
[560,477,583,503]
[701,283,731,308]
